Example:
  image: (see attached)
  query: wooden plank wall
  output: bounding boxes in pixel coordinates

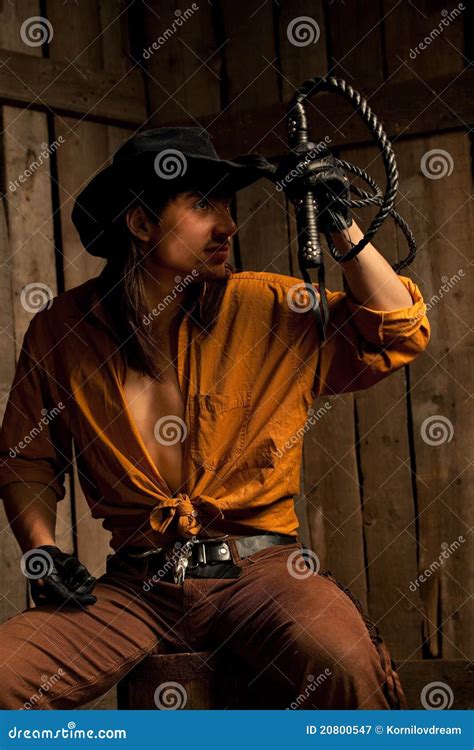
[0,0,471,710]
[0,0,141,709]
[0,0,75,619]
[381,1,472,666]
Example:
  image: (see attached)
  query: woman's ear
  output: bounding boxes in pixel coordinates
[125,204,154,241]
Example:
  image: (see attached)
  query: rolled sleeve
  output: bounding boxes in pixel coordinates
[0,321,71,501]
[292,274,431,398]
[344,275,429,346]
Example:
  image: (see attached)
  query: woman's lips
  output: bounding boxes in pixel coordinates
[205,245,230,260]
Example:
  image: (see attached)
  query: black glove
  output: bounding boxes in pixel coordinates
[275,142,353,234]
[25,545,97,609]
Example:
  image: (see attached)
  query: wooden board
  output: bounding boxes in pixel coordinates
[117,651,474,710]
[278,0,327,102]
[0,0,74,615]
[0,0,38,620]
[48,3,140,585]
[0,48,145,125]
[0,197,27,620]
[2,105,74,612]
[390,132,473,659]
[343,143,422,660]
[397,659,473,710]
[327,0,383,87]
[143,0,221,125]
[166,68,473,158]
[383,0,472,661]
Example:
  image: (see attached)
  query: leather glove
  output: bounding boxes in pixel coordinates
[275,142,353,234]
[26,545,97,609]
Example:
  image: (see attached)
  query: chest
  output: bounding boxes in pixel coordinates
[121,366,186,494]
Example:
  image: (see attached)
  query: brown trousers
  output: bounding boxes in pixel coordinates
[0,539,407,710]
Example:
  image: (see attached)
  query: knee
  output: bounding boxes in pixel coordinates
[291,617,383,683]
[0,663,64,710]
[0,664,35,710]
[0,625,55,710]
[289,625,388,709]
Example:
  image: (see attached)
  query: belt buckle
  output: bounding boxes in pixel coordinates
[187,538,232,569]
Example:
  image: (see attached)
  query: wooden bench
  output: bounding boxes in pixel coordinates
[117,649,292,710]
[117,653,473,710]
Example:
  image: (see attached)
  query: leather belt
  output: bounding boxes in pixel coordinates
[124,532,298,583]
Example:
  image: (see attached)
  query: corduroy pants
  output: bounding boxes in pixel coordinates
[0,539,407,710]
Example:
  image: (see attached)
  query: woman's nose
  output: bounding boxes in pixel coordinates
[215,210,237,238]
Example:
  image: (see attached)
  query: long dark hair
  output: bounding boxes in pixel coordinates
[96,184,233,381]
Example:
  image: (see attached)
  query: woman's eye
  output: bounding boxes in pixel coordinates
[195,198,210,210]
[193,197,231,212]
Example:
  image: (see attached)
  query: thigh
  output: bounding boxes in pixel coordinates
[213,542,405,708]
[0,556,179,709]
[216,543,366,646]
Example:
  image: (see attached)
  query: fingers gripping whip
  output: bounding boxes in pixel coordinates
[282,75,418,342]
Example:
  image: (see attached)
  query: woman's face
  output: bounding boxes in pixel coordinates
[128,189,238,282]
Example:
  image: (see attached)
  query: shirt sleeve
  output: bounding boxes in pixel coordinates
[0,320,72,501]
[292,274,431,398]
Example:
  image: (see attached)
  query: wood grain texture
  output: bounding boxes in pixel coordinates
[391,133,473,659]
[344,142,422,660]
[166,68,473,158]
[382,0,472,660]
[144,0,221,125]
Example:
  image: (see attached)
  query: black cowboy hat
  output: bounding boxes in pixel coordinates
[71,126,276,258]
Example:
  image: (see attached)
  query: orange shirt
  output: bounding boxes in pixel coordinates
[0,270,430,552]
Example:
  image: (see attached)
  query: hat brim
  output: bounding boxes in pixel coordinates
[71,152,276,259]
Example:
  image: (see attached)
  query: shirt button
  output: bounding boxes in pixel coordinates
[191,510,198,518]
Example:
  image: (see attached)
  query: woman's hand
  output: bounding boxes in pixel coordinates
[27,545,97,609]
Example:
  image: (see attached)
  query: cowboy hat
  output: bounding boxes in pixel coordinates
[71,126,276,258]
